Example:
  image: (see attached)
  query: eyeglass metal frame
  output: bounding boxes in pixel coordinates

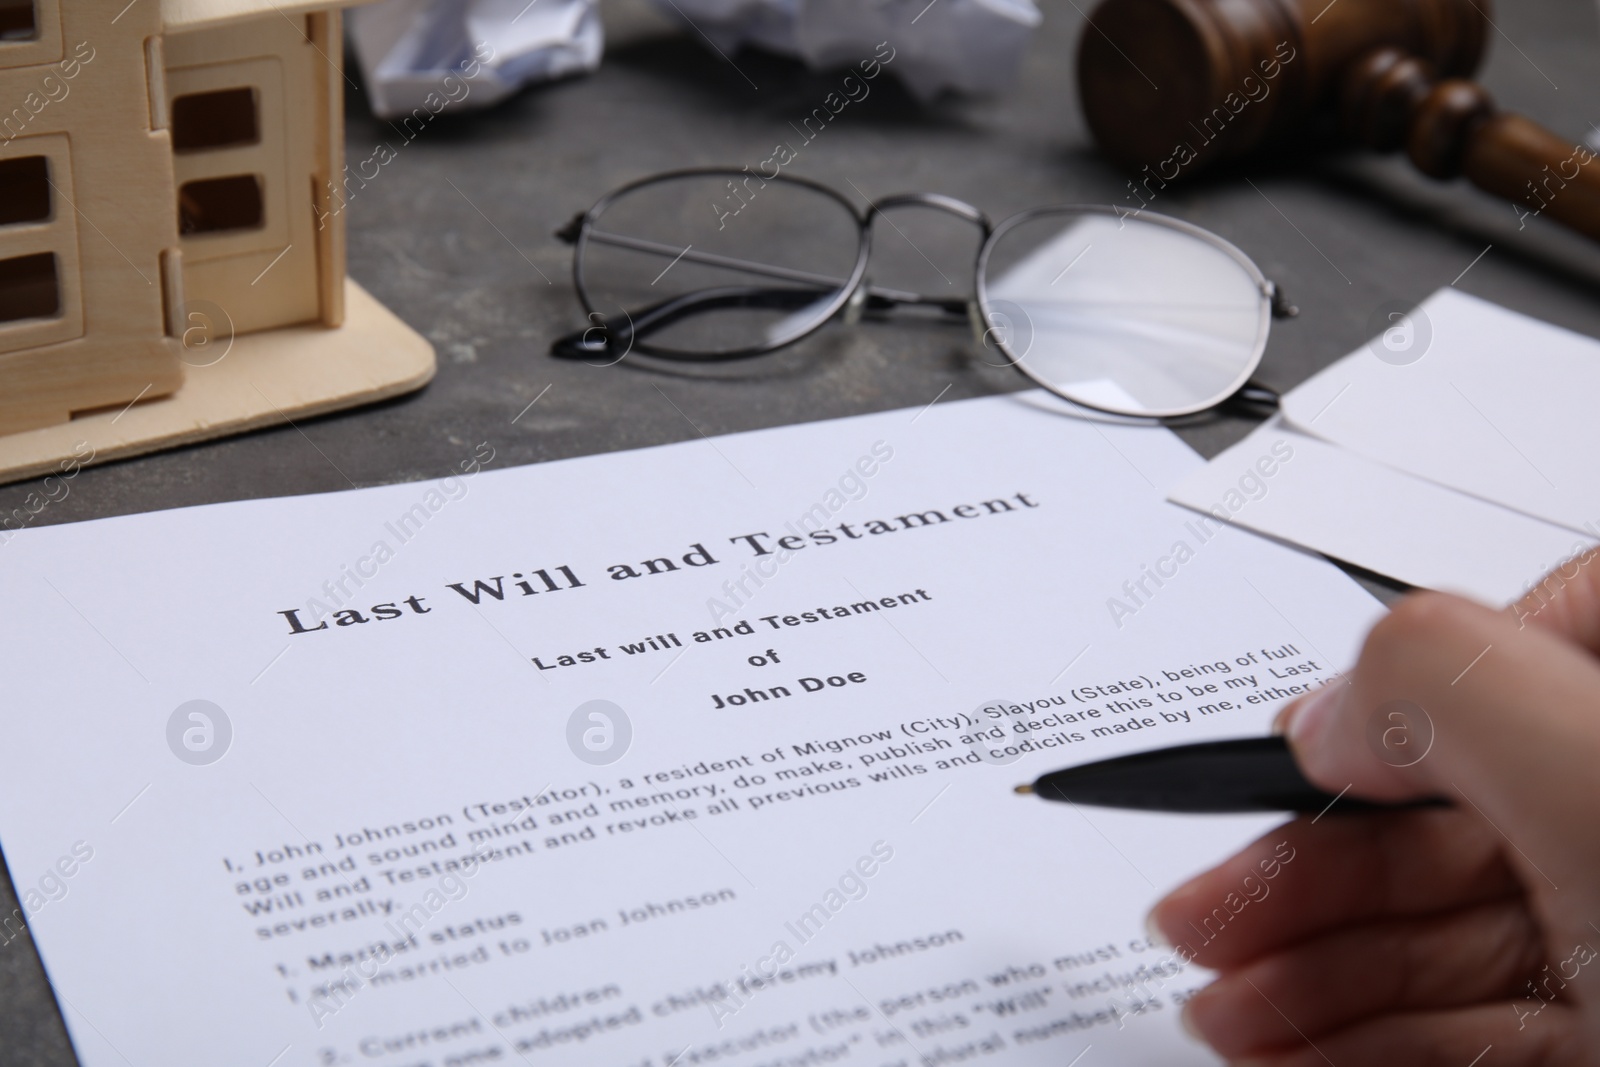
[552,167,1294,419]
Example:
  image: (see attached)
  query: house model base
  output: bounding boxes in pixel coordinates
[0,1,439,487]
[0,279,433,486]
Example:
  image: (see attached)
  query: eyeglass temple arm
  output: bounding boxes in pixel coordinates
[551,285,847,361]
[1268,282,1298,320]
[559,220,852,288]
[1215,284,1292,412]
[548,282,974,360]
[553,217,966,339]
[559,220,972,313]
[1224,379,1281,414]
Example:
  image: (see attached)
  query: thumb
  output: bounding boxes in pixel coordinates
[1510,547,1600,654]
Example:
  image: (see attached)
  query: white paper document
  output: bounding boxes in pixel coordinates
[1167,418,1596,605]
[0,393,1383,1067]
[1281,288,1600,535]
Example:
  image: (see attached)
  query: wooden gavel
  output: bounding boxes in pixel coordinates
[1076,0,1600,242]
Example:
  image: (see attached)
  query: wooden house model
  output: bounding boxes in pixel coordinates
[0,0,433,482]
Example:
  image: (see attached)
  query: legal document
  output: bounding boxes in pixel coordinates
[0,392,1383,1067]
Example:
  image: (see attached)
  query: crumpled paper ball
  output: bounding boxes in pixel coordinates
[348,0,603,119]
[650,0,1041,100]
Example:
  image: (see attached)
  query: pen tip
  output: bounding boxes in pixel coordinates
[1014,784,1034,795]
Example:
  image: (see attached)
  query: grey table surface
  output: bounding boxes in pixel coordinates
[4,0,1600,1061]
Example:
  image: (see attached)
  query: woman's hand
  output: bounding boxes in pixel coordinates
[1148,552,1600,1065]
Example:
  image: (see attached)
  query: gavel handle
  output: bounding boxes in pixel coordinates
[1344,50,1600,243]
[1460,113,1600,241]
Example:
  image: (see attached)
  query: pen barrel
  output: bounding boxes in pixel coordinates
[1025,737,1450,815]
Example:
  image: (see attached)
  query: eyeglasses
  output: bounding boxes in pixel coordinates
[550,168,1296,419]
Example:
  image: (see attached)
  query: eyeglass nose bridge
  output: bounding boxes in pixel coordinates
[848,193,993,317]
[864,192,993,237]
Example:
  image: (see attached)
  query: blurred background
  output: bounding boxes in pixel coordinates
[4,1,1598,514]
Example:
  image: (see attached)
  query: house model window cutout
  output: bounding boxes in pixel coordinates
[171,87,260,151]
[0,0,435,484]
[0,154,52,224]
[0,0,36,42]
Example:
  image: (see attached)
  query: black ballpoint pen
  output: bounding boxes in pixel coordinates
[1015,736,1447,814]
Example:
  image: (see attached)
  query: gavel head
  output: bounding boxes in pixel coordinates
[1076,0,1492,178]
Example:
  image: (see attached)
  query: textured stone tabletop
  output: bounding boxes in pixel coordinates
[3,1,1599,1060]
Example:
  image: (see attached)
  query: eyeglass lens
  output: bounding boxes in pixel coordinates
[982,211,1269,416]
[578,173,862,357]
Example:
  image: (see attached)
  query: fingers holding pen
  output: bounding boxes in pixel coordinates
[1181,897,1545,1058]
[1254,589,1600,970]
[1271,591,1600,891]
[1174,566,1600,1067]
[1148,808,1517,971]
[1273,590,1510,801]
